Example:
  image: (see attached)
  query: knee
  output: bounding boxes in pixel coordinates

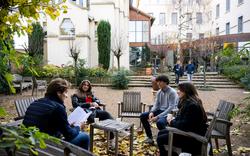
[140,112,148,120]
[156,118,166,130]
[80,132,90,143]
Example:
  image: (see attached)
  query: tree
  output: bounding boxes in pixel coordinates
[141,43,151,67]
[69,39,80,86]
[97,20,111,70]
[0,0,67,93]
[111,33,125,71]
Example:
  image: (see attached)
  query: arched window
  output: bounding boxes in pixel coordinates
[60,18,75,35]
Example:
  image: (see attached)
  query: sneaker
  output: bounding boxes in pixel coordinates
[142,137,154,144]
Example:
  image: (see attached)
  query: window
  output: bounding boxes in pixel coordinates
[196,12,202,24]
[216,27,219,35]
[199,33,204,39]
[186,13,192,25]
[172,0,176,4]
[226,0,230,12]
[159,13,165,25]
[226,22,230,34]
[129,21,149,42]
[172,12,177,25]
[216,4,220,18]
[186,33,192,40]
[238,0,243,5]
[60,18,75,35]
[196,0,200,4]
[238,16,243,33]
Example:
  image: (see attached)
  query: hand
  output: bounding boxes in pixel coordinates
[150,116,158,122]
[91,102,99,108]
[167,116,173,125]
[80,122,87,131]
[148,112,154,121]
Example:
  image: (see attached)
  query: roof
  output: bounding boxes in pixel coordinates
[129,6,155,25]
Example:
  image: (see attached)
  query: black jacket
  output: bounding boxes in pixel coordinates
[23,96,80,141]
[170,99,208,136]
[71,93,100,109]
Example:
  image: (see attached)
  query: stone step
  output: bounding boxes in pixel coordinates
[129,81,236,85]
[130,78,233,82]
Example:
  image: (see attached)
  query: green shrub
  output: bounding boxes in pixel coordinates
[88,67,110,77]
[241,73,250,90]
[41,64,62,77]
[223,65,250,81]
[111,69,130,89]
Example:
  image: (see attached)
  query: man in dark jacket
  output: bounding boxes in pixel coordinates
[23,78,89,150]
[173,60,183,84]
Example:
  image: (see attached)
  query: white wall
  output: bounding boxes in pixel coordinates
[90,0,130,69]
[211,0,250,35]
[46,1,90,66]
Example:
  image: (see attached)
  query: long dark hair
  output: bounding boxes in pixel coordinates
[177,82,207,122]
[78,80,92,95]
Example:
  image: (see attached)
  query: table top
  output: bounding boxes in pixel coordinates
[91,119,133,132]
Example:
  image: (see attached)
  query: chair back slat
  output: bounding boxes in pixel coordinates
[122,91,141,113]
[214,100,235,135]
[205,110,219,139]
[15,97,38,118]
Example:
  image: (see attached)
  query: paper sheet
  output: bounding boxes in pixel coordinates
[68,106,92,127]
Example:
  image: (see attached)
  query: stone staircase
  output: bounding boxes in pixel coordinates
[128,72,242,88]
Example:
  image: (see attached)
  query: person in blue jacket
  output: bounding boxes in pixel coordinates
[185,60,195,81]
[173,60,183,84]
[156,82,208,156]
[23,78,90,150]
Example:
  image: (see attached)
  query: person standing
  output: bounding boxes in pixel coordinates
[157,82,208,156]
[185,60,195,81]
[173,60,183,84]
[23,78,90,150]
[140,75,178,144]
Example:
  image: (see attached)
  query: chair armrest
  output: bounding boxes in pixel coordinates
[14,116,24,121]
[166,127,208,144]
[216,118,233,126]
[147,105,153,111]
[98,103,106,111]
[206,111,214,116]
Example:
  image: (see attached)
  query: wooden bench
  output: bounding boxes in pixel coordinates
[1,120,94,156]
[14,97,38,120]
[12,74,33,95]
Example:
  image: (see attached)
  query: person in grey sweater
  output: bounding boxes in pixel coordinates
[140,75,178,144]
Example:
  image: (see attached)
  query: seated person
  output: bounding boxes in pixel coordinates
[140,75,178,144]
[157,82,208,156]
[71,80,115,145]
[23,78,89,150]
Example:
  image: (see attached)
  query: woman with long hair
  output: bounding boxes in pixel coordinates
[72,80,115,146]
[157,82,208,156]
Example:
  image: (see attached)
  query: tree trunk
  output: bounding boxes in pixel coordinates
[117,57,120,71]
[74,60,77,86]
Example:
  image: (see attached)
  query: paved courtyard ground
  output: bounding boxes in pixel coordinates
[0,87,249,155]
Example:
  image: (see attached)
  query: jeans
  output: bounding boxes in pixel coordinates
[175,73,180,84]
[140,110,168,138]
[70,132,90,150]
[187,73,193,81]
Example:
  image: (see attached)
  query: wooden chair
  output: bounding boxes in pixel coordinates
[208,100,235,156]
[14,97,38,120]
[164,110,219,156]
[118,91,146,127]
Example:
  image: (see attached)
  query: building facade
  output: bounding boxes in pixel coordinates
[129,6,154,67]
[45,0,129,68]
